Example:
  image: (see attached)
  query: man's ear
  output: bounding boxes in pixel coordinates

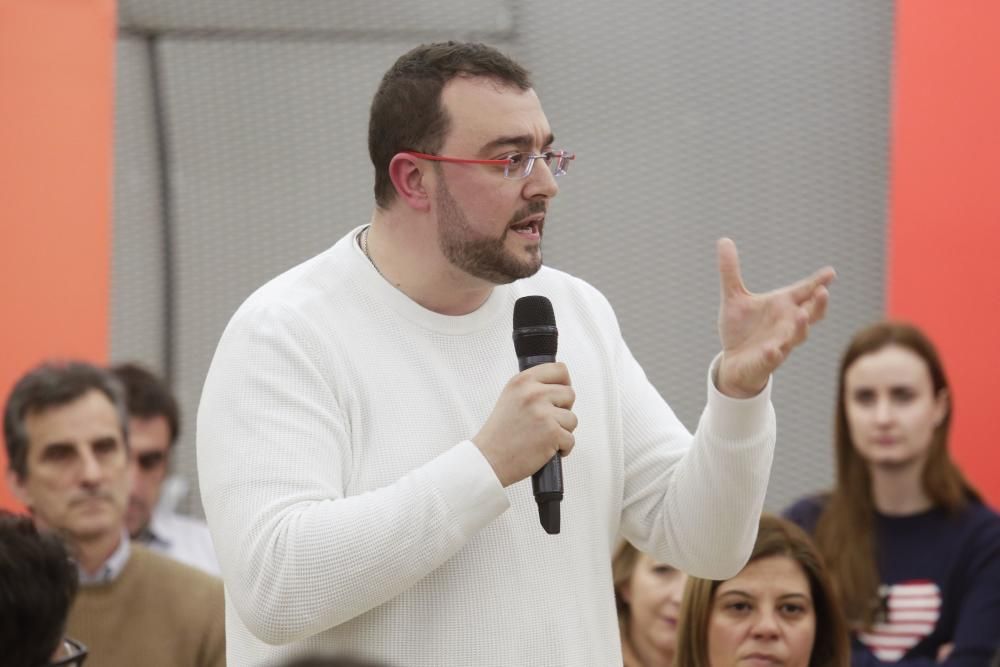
[6,468,31,507]
[388,153,432,212]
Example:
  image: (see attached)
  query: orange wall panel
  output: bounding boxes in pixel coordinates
[0,0,116,510]
[888,0,1000,508]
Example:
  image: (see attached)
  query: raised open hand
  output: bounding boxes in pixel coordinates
[715,238,835,398]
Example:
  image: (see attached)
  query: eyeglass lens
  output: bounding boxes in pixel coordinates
[507,152,572,179]
[51,637,88,666]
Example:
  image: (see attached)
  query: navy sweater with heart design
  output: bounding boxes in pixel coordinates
[784,495,1000,667]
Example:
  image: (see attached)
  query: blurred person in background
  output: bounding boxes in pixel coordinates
[111,362,219,575]
[674,514,849,667]
[4,361,226,667]
[0,510,87,667]
[784,321,1000,667]
[613,540,688,667]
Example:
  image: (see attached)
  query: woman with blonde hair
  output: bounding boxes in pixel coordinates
[785,321,1000,666]
[674,514,849,667]
[613,541,688,667]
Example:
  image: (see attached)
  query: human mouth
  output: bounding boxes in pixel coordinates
[742,654,782,666]
[509,214,544,240]
[72,493,113,508]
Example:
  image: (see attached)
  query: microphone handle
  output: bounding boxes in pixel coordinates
[517,352,563,535]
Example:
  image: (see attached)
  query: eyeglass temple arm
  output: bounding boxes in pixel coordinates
[400,152,508,165]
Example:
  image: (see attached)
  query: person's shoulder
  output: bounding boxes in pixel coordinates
[228,230,359,327]
[529,264,604,295]
[153,511,212,539]
[520,265,616,319]
[959,499,1000,542]
[782,493,829,534]
[128,546,224,636]
[131,543,222,589]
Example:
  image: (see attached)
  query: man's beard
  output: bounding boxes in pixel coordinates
[435,177,545,284]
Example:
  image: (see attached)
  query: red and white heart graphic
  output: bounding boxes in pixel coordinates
[857,580,941,661]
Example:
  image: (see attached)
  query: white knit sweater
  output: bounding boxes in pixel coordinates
[197,226,776,667]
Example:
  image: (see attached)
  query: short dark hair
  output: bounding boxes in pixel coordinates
[368,41,532,208]
[110,362,180,445]
[0,511,79,667]
[3,360,128,480]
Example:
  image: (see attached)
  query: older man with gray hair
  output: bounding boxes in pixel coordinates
[4,361,225,667]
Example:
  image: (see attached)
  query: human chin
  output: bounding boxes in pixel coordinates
[857,441,922,470]
[68,505,120,540]
[438,210,541,283]
[466,241,541,284]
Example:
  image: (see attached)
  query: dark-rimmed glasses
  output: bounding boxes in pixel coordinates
[403,150,575,180]
[49,636,88,666]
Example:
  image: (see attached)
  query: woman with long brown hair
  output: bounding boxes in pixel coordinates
[673,514,849,667]
[784,321,1000,666]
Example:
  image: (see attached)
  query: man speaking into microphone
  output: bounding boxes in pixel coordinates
[197,42,835,667]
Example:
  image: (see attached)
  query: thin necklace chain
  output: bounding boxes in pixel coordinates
[360,225,385,279]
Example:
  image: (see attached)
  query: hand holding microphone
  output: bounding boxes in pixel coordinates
[471,296,576,534]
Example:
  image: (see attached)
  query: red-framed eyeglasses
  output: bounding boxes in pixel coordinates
[403,150,575,180]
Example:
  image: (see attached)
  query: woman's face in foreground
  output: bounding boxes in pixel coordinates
[707,555,816,667]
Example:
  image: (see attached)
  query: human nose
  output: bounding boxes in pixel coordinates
[79,449,103,486]
[750,609,780,640]
[873,396,893,425]
[522,157,559,200]
[127,457,141,489]
[666,578,686,605]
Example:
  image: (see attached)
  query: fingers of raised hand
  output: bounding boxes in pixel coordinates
[788,266,836,303]
[717,237,749,298]
[802,285,829,325]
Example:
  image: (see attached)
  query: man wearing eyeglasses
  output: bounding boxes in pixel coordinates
[110,362,220,576]
[198,41,834,666]
[4,362,226,667]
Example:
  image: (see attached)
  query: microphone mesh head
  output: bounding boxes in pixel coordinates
[513,295,558,357]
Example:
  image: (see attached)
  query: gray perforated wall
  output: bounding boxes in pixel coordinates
[111,0,893,518]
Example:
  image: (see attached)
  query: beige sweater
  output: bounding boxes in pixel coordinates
[68,544,225,667]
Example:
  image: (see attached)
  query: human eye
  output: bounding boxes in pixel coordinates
[717,591,754,615]
[851,388,876,405]
[725,600,752,615]
[93,437,122,457]
[890,387,916,403]
[652,564,677,576]
[504,152,527,166]
[780,603,807,616]
[42,444,77,464]
[137,451,166,471]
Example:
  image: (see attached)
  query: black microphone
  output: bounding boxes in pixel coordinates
[512,295,563,535]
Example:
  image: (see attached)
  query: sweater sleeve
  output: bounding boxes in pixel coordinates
[617,335,776,579]
[197,302,509,645]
